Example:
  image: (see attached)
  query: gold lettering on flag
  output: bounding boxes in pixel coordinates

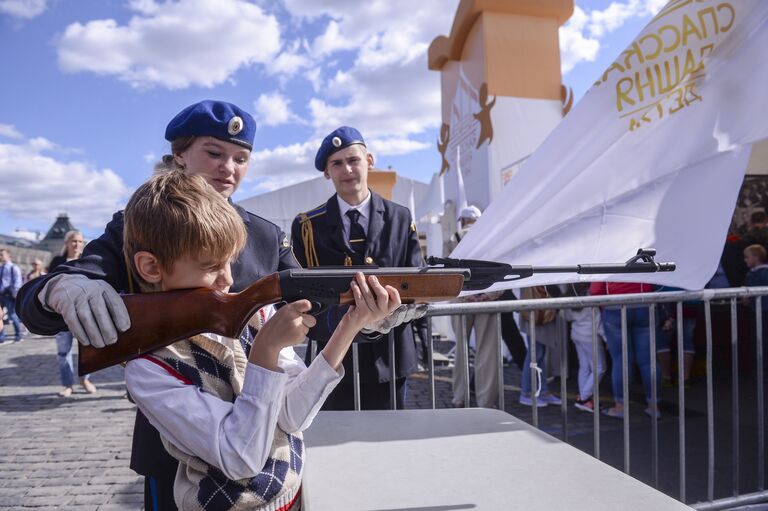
[593,1,736,132]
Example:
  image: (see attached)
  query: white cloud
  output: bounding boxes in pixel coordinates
[254,92,302,127]
[304,67,322,93]
[56,0,281,89]
[307,54,443,140]
[0,0,47,19]
[560,0,667,74]
[368,137,430,157]
[0,138,131,229]
[559,7,600,74]
[246,140,317,178]
[0,123,24,140]
[311,20,350,58]
[233,140,319,196]
[269,42,312,77]
[273,0,457,159]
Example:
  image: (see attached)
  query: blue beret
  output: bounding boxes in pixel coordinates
[165,100,256,150]
[315,126,366,171]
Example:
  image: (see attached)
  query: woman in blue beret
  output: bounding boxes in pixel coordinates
[16,99,301,511]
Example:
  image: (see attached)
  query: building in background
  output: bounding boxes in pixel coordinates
[35,213,77,254]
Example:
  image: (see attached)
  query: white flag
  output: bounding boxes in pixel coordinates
[455,145,468,221]
[453,0,768,291]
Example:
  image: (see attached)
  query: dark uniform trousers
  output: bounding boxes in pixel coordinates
[291,190,422,411]
[16,203,300,511]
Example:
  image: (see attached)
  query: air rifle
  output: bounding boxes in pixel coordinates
[78,248,674,375]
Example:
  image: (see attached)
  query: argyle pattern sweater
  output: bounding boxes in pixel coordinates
[147,332,303,511]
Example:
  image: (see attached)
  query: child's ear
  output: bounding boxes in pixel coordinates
[134,251,163,284]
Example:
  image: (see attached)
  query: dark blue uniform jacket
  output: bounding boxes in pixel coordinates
[290,190,422,384]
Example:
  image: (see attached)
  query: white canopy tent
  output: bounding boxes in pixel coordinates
[237,173,430,234]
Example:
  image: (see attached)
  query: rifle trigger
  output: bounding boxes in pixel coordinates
[308,301,326,316]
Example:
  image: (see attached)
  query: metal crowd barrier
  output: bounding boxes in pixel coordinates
[429,287,768,510]
[312,286,768,509]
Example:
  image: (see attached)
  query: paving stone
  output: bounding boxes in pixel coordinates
[0,495,25,507]
[71,493,111,505]
[108,492,143,504]
[0,487,26,498]
[25,485,74,497]
[23,495,74,507]
[75,484,113,496]
[88,475,142,486]
[97,504,140,511]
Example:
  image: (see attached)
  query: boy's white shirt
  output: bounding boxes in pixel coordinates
[125,305,343,481]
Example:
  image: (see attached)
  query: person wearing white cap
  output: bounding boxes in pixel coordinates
[458,205,482,224]
[449,205,503,408]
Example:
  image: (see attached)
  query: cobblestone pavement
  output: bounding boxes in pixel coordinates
[0,331,617,510]
[2,329,765,509]
[0,332,141,510]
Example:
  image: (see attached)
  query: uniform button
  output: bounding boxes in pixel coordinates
[365,256,374,264]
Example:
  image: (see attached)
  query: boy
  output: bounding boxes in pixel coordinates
[124,170,400,510]
[743,244,768,308]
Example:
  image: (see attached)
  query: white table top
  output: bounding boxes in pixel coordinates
[302,408,692,511]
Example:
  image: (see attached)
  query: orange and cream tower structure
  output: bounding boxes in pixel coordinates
[430,0,574,210]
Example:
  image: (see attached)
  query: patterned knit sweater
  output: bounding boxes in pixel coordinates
[146,332,303,511]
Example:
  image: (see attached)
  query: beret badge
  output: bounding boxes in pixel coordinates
[332,136,342,148]
[228,116,243,136]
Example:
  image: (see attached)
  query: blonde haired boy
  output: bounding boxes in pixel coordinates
[124,170,400,510]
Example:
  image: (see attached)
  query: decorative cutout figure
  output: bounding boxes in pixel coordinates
[473,82,496,149]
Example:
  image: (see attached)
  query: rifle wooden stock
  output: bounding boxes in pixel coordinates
[78,269,466,376]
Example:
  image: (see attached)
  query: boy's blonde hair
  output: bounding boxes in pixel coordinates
[745,244,767,263]
[123,170,247,288]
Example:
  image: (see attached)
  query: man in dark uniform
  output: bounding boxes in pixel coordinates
[15,100,300,511]
[291,126,423,410]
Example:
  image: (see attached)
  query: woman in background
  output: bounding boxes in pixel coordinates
[48,230,96,397]
[25,259,46,282]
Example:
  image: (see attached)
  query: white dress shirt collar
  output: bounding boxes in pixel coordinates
[336,190,372,221]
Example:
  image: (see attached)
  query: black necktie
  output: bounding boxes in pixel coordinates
[346,209,367,255]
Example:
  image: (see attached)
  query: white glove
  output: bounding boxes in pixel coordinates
[361,304,428,335]
[41,274,131,348]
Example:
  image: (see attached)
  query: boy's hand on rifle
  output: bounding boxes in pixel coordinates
[249,300,316,371]
[342,273,401,333]
[321,273,401,371]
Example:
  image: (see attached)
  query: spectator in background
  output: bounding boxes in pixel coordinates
[723,212,768,287]
[743,244,768,290]
[743,244,768,376]
[25,259,46,283]
[0,249,23,344]
[590,282,661,419]
[742,211,768,251]
[519,286,562,407]
[499,289,527,371]
[449,205,503,409]
[563,283,606,413]
[656,287,697,388]
[48,230,96,397]
[743,244,768,311]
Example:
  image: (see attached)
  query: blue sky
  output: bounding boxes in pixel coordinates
[0,0,666,240]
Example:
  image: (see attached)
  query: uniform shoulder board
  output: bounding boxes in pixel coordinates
[299,203,327,222]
